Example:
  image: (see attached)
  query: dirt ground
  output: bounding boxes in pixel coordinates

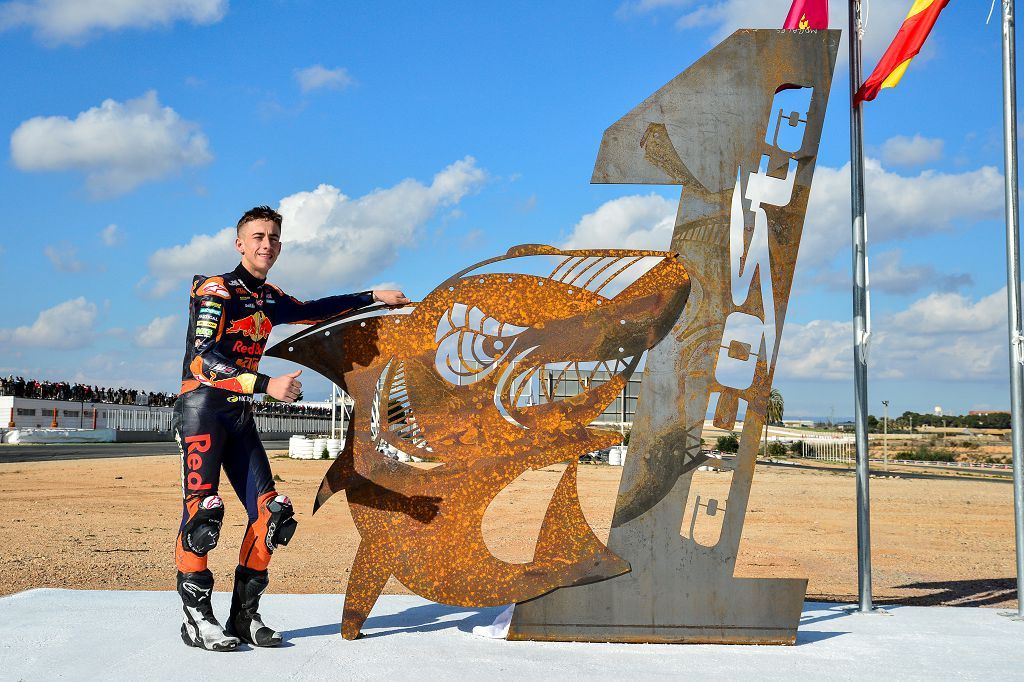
[0,453,1017,608]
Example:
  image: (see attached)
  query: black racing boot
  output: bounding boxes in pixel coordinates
[177,570,240,651]
[227,565,283,647]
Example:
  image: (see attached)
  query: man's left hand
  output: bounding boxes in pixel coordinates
[372,290,411,306]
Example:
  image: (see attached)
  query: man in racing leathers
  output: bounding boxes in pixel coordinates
[174,205,409,651]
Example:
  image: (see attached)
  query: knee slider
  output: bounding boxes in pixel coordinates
[264,494,297,552]
[182,495,224,556]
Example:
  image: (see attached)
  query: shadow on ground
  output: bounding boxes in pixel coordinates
[811,578,1017,609]
[285,602,502,640]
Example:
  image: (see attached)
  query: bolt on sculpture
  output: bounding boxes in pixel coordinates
[507,29,839,644]
[268,28,838,644]
[268,245,690,639]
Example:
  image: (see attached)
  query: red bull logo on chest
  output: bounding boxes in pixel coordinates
[226,311,272,342]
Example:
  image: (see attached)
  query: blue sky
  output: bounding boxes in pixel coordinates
[0,0,1015,418]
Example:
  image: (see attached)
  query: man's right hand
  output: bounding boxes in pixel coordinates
[267,370,302,403]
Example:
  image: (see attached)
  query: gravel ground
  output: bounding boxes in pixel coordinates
[0,453,1016,607]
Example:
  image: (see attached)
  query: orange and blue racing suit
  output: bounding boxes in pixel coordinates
[173,262,373,573]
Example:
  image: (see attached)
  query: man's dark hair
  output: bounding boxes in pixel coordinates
[236,205,283,234]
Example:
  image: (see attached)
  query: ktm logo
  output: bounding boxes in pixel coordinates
[226,311,272,342]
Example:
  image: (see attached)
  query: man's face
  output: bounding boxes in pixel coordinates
[235,218,282,275]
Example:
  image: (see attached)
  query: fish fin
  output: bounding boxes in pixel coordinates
[533,459,631,582]
[341,538,392,640]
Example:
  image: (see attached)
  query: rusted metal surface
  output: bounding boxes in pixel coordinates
[508,29,839,644]
[267,245,690,639]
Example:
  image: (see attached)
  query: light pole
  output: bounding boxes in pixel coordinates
[882,400,889,471]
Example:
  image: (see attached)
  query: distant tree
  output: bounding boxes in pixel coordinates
[763,388,784,458]
[766,441,787,457]
[717,434,739,453]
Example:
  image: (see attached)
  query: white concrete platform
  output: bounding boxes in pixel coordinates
[1,589,1021,680]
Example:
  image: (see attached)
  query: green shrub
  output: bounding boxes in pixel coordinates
[716,434,739,453]
[896,445,955,462]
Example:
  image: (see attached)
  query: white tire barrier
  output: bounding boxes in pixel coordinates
[325,438,344,459]
[289,435,314,460]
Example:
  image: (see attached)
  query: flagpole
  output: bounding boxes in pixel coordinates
[848,0,874,614]
[999,0,1024,622]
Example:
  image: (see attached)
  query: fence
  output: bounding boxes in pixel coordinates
[106,409,174,432]
[801,438,856,464]
[254,413,331,434]
[106,409,331,434]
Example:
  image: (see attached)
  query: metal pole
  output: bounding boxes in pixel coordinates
[882,400,889,471]
[849,0,874,613]
[1000,0,1024,621]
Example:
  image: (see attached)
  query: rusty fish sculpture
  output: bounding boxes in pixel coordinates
[266,245,690,638]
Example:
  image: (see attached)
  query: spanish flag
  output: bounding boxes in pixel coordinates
[855,0,951,104]
[783,0,828,30]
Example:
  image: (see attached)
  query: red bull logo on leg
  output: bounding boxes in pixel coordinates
[226,311,272,342]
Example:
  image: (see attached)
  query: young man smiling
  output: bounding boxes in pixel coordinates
[173,205,408,651]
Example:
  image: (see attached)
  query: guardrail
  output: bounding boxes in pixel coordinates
[106,409,331,434]
[877,458,1013,471]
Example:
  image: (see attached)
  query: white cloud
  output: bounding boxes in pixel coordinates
[811,249,971,296]
[294,65,354,93]
[10,90,212,197]
[135,314,179,348]
[880,134,944,167]
[800,159,1003,269]
[145,156,488,298]
[559,159,1001,280]
[561,193,676,250]
[0,297,97,349]
[99,223,122,246]
[889,289,1006,335]
[0,0,227,45]
[43,243,84,272]
[774,288,1008,382]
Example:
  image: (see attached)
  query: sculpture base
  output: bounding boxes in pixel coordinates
[508,572,807,645]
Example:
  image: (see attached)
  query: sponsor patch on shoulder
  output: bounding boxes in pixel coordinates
[196,328,214,338]
[197,320,218,329]
[197,279,230,299]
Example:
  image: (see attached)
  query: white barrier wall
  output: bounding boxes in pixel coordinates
[0,396,331,434]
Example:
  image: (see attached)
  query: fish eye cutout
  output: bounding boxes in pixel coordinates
[434,302,528,385]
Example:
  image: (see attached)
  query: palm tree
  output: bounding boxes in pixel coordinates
[763,388,784,457]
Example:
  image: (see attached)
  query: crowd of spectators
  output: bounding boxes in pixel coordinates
[0,377,176,407]
[0,376,332,416]
[253,401,330,417]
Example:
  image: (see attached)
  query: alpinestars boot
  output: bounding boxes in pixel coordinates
[177,570,240,651]
[228,565,283,647]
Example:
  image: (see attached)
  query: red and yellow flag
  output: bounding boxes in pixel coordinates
[855,0,951,104]
[784,0,828,30]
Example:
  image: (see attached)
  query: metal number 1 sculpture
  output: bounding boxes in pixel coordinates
[507,29,839,644]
